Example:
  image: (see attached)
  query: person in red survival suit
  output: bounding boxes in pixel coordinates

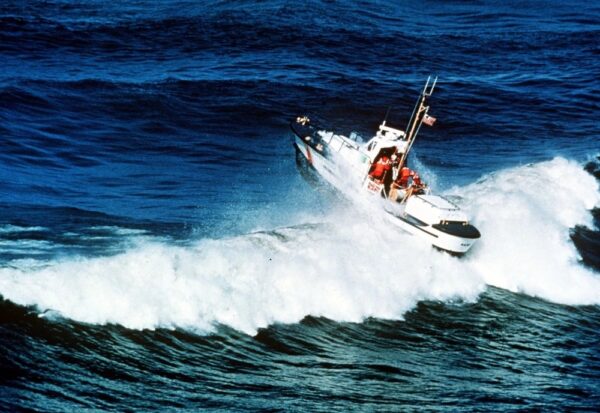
[411,172,427,194]
[412,173,422,187]
[369,155,391,181]
[397,166,412,187]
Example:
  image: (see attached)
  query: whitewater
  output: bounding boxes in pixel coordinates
[0,157,598,335]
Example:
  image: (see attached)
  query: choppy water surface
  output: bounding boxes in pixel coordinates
[1,0,599,411]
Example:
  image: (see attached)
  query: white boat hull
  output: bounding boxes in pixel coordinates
[293,135,480,255]
[383,209,478,254]
[291,79,480,255]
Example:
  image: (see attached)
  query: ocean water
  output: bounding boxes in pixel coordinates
[1,0,599,411]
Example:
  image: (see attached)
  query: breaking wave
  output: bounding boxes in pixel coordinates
[0,157,598,334]
[457,157,600,304]
[0,220,484,334]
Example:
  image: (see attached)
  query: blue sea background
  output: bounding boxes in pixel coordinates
[1,0,599,411]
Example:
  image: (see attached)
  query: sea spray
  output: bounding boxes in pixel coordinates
[456,157,600,304]
[0,158,598,333]
[0,211,484,334]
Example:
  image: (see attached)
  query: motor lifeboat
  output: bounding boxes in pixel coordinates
[290,77,481,255]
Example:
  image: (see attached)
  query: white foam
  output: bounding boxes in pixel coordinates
[454,157,600,305]
[0,157,598,334]
[0,239,54,251]
[0,213,484,334]
[0,225,47,234]
[88,226,149,236]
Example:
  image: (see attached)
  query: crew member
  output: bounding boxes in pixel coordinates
[412,173,428,195]
[369,155,391,181]
[383,154,397,194]
[413,173,422,187]
[397,166,412,187]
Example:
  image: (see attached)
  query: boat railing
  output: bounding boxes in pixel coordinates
[377,121,406,140]
[413,194,460,210]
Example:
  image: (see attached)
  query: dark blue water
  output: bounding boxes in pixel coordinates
[1,0,599,411]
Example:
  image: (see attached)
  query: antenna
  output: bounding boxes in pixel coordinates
[398,76,438,168]
[424,76,437,97]
[383,106,392,123]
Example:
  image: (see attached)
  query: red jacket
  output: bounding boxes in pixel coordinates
[370,156,391,179]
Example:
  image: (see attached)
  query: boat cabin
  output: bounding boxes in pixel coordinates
[363,121,409,163]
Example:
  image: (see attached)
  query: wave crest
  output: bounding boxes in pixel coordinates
[0,157,598,333]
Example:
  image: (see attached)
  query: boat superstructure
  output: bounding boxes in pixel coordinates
[291,77,481,254]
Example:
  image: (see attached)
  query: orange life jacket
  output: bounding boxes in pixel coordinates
[413,173,422,186]
[398,167,411,187]
[370,156,390,179]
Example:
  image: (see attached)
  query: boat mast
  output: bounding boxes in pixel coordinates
[398,76,437,169]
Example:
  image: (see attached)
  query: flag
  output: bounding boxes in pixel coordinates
[422,114,436,126]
